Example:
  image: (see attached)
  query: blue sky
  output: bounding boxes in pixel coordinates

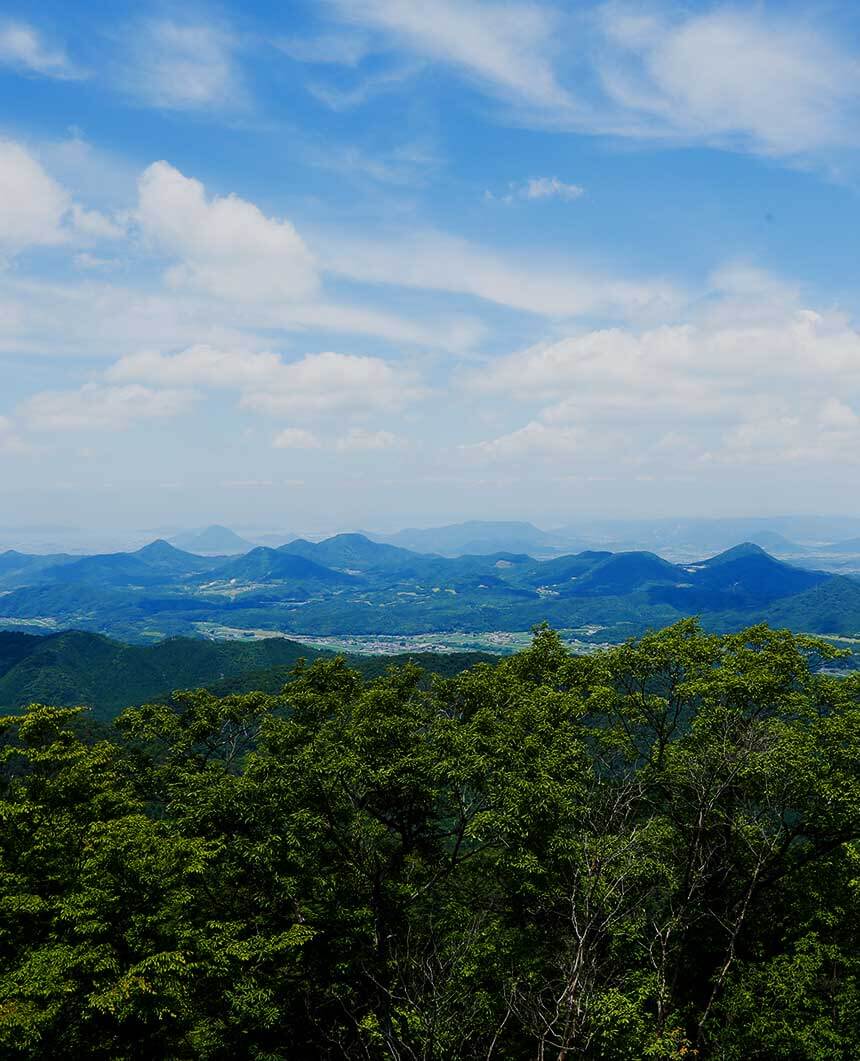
[2,0,860,536]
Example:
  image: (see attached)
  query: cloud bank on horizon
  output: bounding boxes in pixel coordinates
[1,0,860,530]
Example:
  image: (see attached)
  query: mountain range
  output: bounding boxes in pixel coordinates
[1,533,859,647]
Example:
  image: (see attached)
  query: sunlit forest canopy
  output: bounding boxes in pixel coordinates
[2,620,860,1059]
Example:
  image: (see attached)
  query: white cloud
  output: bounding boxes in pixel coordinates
[594,4,860,157]
[109,345,286,390]
[467,273,860,469]
[69,204,126,241]
[468,420,584,461]
[118,21,243,111]
[18,383,196,432]
[0,141,127,257]
[239,351,424,417]
[329,0,570,109]
[335,427,399,451]
[522,176,585,200]
[0,141,70,252]
[0,22,82,79]
[328,1,860,162]
[318,226,679,320]
[715,398,860,466]
[487,176,586,203]
[137,161,319,303]
[273,427,322,449]
[109,346,425,420]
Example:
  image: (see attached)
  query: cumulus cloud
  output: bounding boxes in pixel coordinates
[0,22,82,79]
[118,21,244,111]
[109,346,424,420]
[467,273,860,469]
[239,351,424,417]
[18,383,196,432]
[0,141,70,252]
[137,162,319,303]
[0,140,127,257]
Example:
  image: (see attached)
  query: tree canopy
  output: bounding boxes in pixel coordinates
[2,620,860,1058]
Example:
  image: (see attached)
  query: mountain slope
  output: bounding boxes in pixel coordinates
[381,521,564,557]
[750,576,860,635]
[171,525,254,555]
[206,547,357,585]
[133,540,221,575]
[280,533,425,573]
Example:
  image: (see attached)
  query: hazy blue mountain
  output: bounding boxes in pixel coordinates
[379,521,567,557]
[556,517,860,554]
[0,550,76,588]
[0,533,856,644]
[744,530,804,553]
[170,525,255,555]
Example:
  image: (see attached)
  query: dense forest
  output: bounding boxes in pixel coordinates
[2,620,860,1058]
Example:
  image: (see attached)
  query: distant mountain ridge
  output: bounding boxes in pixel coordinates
[170,525,255,555]
[0,532,855,644]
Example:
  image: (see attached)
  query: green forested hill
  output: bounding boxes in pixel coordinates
[0,630,490,718]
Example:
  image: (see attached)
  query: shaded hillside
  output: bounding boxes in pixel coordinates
[279,533,425,573]
[751,576,860,635]
[0,630,491,719]
[651,543,828,611]
[205,547,358,585]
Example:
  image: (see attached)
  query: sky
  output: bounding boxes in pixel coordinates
[2,0,860,536]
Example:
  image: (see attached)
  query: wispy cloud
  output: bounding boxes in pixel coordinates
[317,226,680,321]
[0,22,84,80]
[326,0,570,109]
[324,0,860,163]
[116,20,245,111]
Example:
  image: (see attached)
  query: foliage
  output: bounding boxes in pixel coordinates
[2,621,860,1058]
[0,631,491,718]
